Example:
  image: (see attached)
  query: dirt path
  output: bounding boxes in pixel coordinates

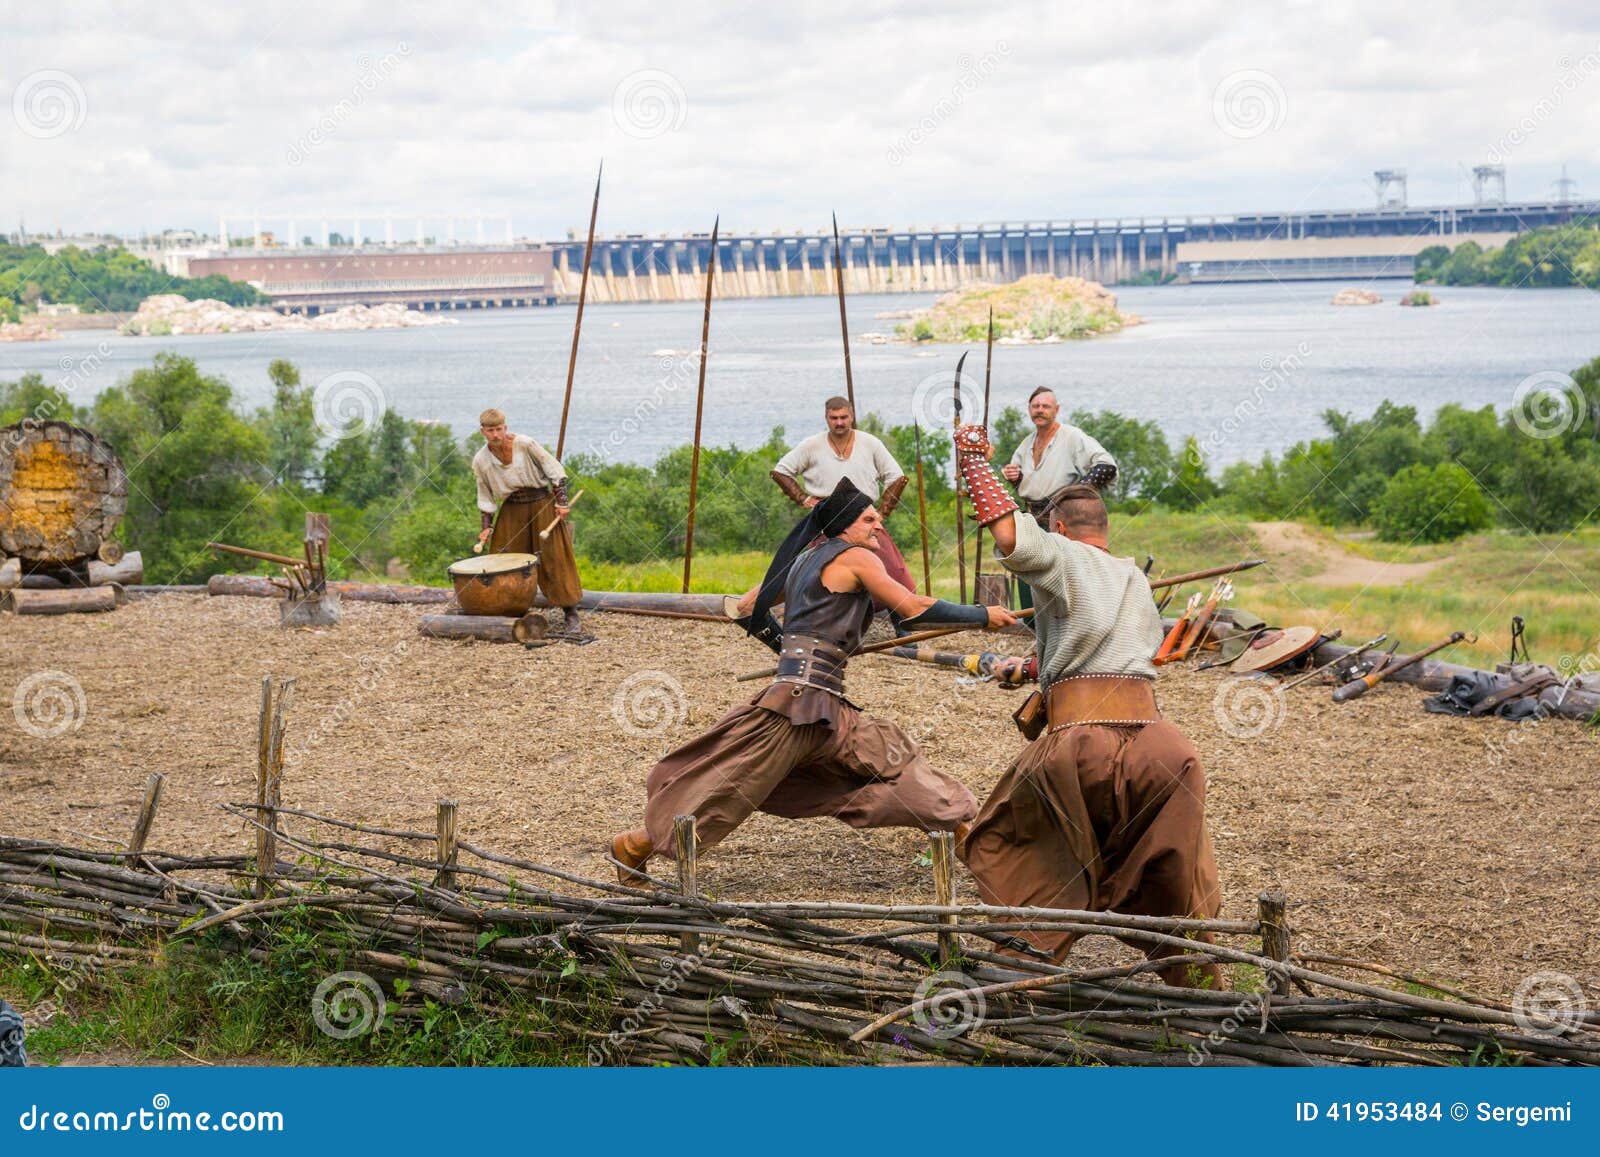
[1251,520,1447,586]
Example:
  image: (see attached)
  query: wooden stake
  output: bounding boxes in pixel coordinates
[435,800,459,890]
[681,215,718,594]
[831,211,855,412]
[1259,892,1292,996]
[930,830,958,966]
[912,421,933,595]
[254,676,294,898]
[557,161,602,459]
[673,815,699,955]
[124,772,166,864]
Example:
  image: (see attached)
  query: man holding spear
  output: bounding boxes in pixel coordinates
[472,408,584,635]
[950,424,1224,989]
[610,478,1016,885]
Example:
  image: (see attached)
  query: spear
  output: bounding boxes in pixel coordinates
[912,420,932,594]
[556,161,602,459]
[952,351,969,604]
[831,212,855,412]
[682,216,718,594]
[973,306,994,596]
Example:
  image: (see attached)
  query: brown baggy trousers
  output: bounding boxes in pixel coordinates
[489,490,583,608]
[641,691,977,856]
[960,720,1222,978]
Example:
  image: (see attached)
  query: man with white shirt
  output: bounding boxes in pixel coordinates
[471,408,583,634]
[772,396,915,593]
[1002,387,1117,609]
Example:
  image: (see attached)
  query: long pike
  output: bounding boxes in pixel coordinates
[912,420,932,594]
[736,608,1036,682]
[952,351,970,604]
[832,212,855,412]
[556,161,602,459]
[681,216,718,594]
[974,306,994,591]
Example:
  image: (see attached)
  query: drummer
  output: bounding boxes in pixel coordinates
[472,408,584,635]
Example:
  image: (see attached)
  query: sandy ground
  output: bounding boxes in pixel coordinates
[3,593,1597,1002]
[1251,521,1448,586]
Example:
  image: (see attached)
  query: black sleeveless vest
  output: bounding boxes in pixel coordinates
[772,539,873,696]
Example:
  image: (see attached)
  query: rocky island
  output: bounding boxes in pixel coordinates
[895,275,1139,344]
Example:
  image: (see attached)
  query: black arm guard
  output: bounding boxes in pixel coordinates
[899,599,989,630]
[737,611,785,654]
[1085,462,1117,489]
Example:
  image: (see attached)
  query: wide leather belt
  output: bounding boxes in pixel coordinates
[503,487,550,504]
[1025,498,1052,528]
[1045,674,1160,730]
[773,634,849,697]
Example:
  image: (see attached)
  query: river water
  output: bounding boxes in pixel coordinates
[5,282,1597,468]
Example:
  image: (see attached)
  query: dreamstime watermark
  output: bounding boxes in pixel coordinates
[12,69,86,139]
[12,671,87,739]
[286,44,411,166]
[1211,678,1286,740]
[311,970,386,1039]
[18,952,106,1030]
[1197,341,1313,461]
[611,670,688,738]
[886,44,1011,166]
[312,369,387,439]
[908,365,983,432]
[0,342,111,456]
[611,69,687,139]
[910,970,987,1039]
[587,950,703,1065]
[1486,43,1600,164]
[290,640,410,761]
[1188,967,1289,1065]
[1511,970,1589,1035]
[1509,370,1588,440]
[1211,69,1287,140]
[582,350,699,461]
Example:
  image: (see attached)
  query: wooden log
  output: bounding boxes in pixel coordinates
[0,556,19,590]
[512,611,549,644]
[1258,893,1291,996]
[418,613,517,643]
[255,677,293,898]
[125,772,166,863]
[4,585,117,614]
[208,573,453,604]
[86,550,143,586]
[674,815,699,955]
[97,539,125,565]
[930,830,958,966]
[436,800,459,890]
[123,584,207,597]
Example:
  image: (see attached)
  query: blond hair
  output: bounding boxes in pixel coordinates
[478,408,507,428]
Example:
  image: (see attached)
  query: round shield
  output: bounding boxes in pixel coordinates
[1231,625,1322,674]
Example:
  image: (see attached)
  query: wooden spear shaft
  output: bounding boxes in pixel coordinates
[556,161,602,459]
[952,352,970,604]
[736,609,1034,682]
[682,216,718,594]
[912,420,932,594]
[832,212,855,412]
[974,307,994,593]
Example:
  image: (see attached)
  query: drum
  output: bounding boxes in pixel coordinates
[447,552,541,617]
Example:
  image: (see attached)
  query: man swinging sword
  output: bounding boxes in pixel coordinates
[951,425,1225,989]
[610,478,1017,883]
[472,408,584,635]
[772,396,916,593]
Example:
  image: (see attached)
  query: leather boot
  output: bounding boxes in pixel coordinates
[563,608,582,635]
[611,829,653,887]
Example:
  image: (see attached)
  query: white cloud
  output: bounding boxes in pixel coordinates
[3,0,1599,237]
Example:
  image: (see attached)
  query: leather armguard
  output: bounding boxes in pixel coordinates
[553,481,570,506]
[900,598,988,629]
[772,470,810,507]
[953,425,1020,527]
[878,475,909,518]
[737,611,784,654]
[481,511,495,531]
[1085,462,1117,489]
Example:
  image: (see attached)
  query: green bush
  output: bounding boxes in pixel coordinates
[1373,463,1493,543]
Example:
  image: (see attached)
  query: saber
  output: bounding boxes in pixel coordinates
[952,351,970,604]
[885,645,1009,679]
[1279,632,1384,690]
[556,161,602,459]
[831,212,856,412]
[912,420,933,594]
[974,306,994,588]
[735,608,1035,682]
[682,216,718,594]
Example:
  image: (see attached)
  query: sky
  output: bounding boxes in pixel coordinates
[4,0,1600,241]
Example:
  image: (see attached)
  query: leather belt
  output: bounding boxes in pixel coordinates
[773,634,850,698]
[503,487,550,504]
[1045,674,1160,730]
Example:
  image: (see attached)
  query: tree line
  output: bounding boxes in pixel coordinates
[3,352,1596,584]
[1415,220,1600,289]
[0,243,263,322]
